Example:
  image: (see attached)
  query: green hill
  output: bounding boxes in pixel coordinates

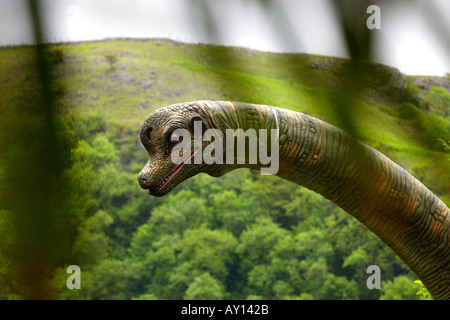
[26,38,449,199]
[0,39,448,300]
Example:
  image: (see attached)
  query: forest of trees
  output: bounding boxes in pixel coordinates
[0,110,420,300]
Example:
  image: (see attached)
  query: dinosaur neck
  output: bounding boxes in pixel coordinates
[203,101,450,299]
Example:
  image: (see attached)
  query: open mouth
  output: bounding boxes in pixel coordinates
[149,150,197,195]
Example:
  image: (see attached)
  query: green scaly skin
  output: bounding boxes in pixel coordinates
[138,100,450,300]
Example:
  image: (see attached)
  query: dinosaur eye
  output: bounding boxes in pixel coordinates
[169,131,182,146]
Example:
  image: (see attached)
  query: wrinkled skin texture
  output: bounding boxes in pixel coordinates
[138,101,230,196]
[138,100,450,299]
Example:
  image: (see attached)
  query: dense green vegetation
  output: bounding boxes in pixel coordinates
[0,39,448,300]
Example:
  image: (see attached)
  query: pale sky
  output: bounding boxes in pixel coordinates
[0,0,449,76]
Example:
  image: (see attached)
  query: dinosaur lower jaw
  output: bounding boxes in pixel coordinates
[149,151,197,195]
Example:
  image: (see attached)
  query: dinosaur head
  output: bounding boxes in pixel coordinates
[137,101,231,197]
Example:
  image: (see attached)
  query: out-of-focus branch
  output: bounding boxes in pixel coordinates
[0,0,74,300]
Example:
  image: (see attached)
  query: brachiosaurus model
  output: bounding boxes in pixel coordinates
[138,100,450,299]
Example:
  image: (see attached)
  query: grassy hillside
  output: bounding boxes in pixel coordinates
[9,38,446,200]
[0,39,448,300]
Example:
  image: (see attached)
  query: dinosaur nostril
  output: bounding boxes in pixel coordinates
[138,172,150,189]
